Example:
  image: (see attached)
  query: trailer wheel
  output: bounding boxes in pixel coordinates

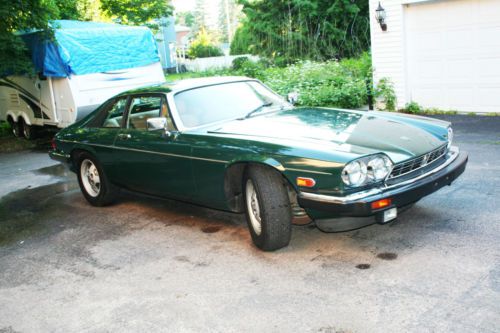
[7,118,21,138]
[19,118,37,140]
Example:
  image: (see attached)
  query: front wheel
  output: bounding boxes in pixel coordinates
[8,119,20,137]
[243,165,292,251]
[77,153,116,206]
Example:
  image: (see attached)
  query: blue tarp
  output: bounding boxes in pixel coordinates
[21,20,160,77]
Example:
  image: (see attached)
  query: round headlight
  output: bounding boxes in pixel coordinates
[341,160,367,187]
[447,127,453,148]
[367,156,393,181]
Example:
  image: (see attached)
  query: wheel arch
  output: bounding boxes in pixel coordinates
[223,158,296,213]
[69,146,99,171]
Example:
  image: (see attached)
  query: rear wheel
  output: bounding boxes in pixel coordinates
[76,152,117,206]
[243,165,292,251]
[19,118,37,140]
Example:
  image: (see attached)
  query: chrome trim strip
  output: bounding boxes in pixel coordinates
[59,139,228,164]
[285,168,332,175]
[299,146,460,204]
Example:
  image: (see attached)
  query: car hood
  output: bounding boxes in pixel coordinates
[204,107,447,163]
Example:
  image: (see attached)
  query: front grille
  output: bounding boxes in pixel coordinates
[389,145,448,179]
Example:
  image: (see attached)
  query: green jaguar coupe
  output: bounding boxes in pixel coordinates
[49,77,468,251]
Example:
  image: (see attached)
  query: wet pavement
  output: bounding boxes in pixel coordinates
[0,115,499,332]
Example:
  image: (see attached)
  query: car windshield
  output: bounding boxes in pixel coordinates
[173,81,290,128]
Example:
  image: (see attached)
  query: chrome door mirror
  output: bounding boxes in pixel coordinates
[147,117,168,131]
[287,92,299,105]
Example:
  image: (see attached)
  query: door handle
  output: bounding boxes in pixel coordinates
[118,133,131,140]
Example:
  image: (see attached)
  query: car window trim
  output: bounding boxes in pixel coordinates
[122,93,176,131]
[167,79,290,132]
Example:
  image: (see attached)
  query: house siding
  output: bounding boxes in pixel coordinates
[370,0,500,113]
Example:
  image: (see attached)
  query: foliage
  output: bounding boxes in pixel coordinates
[55,0,103,21]
[99,0,173,29]
[176,11,195,27]
[0,0,58,76]
[170,54,373,109]
[374,78,397,111]
[230,24,254,55]
[231,0,370,62]
[1,0,173,76]
[188,27,224,58]
[263,60,367,109]
[404,101,423,114]
[232,56,250,70]
[218,0,241,43]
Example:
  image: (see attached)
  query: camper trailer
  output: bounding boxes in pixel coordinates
[0,20,165,139]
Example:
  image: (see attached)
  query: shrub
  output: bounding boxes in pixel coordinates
[404,101,423,114]
[188,44,223,59]
[232,56,250,70]
[187,27,223,59]
[375,78,397,111]
[171,54,373,109]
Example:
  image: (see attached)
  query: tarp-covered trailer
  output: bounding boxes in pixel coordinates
[0,20,165,139]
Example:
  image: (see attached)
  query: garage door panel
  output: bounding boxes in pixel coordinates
[405,0,500,113]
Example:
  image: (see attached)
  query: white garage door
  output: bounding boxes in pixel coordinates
[405,0,500,113]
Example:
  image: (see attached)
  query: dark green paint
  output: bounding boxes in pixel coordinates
[52,86,450,219]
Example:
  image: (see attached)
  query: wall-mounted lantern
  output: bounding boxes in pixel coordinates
[375,2,387,31]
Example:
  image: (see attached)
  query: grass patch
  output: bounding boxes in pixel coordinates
[0,121,11,137]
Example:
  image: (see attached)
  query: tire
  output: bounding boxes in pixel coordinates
[8,118,20,137]
[243,164,292,251]
[76,152,117,206]
[19,119,37,140]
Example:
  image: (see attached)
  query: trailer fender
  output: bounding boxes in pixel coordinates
[18,113,33,126]
[5,111,18,123]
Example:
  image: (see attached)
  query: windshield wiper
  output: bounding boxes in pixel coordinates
[240,102,273,119]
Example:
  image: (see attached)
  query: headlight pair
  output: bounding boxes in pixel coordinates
[341,155,393,187]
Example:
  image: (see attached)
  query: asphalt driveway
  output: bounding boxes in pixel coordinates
[0,115,499,333]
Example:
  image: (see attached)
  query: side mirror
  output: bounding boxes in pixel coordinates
[147,117,168,131]
[287,92,299,105]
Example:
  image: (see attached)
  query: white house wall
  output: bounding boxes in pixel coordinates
[370,0,500,113]
[369,0,407,110]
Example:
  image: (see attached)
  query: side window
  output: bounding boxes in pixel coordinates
[127,95,174,131]
[102,97,128,128]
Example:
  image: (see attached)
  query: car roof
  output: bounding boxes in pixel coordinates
[117,76,256,96]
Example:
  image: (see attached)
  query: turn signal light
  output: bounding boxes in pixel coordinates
[296,177,316,187]
[371,198,392,210]
[51,137,57,150]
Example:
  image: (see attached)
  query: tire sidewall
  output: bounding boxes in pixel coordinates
[243,175,268,248]
[77,153,112,206]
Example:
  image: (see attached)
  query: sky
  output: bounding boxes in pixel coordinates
[171,0,220,29]
[171,0,196,12]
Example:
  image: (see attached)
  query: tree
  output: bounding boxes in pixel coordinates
[176,11,195,27]
[1,0,173,76]
[192,0,209,34]
[100,0,173,29]
[0,0,58,76]
[187,27,223,58]
[232,0,370,63]
[56,0,103,21]
[217,0,241,43]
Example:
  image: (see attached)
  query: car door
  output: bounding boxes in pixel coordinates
[76,96,129,181]
[113,94,196,199]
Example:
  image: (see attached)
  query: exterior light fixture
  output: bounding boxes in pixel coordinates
[375,2,387,31]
